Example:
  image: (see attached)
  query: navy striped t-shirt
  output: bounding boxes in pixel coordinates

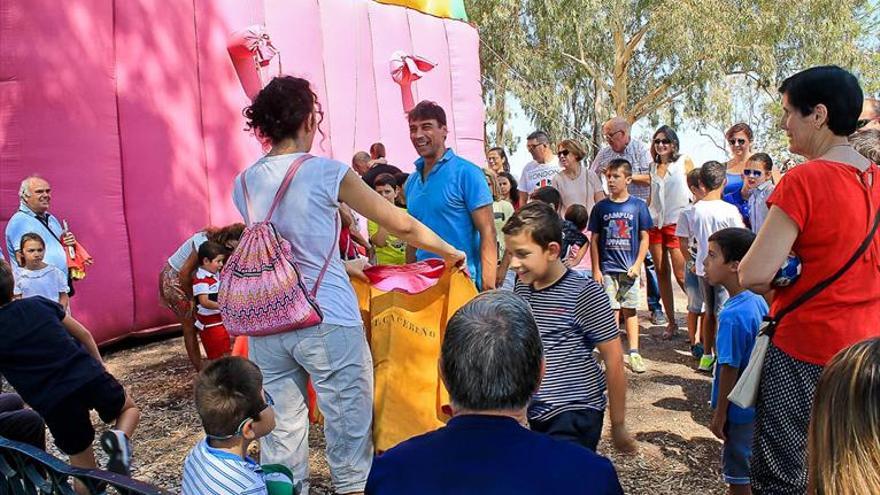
[515,270,619,421]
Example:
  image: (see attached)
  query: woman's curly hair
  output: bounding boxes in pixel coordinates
[243,76,323,144]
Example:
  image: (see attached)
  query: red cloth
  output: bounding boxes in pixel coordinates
[365,259,448,294]
[768,160,880,365]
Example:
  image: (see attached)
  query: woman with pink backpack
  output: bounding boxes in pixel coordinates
[228,75,464,495]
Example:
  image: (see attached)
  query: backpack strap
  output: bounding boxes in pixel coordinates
[265,154,314,222]
[765,201,880,337]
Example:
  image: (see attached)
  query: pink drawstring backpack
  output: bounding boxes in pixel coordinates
[219,154,338,336]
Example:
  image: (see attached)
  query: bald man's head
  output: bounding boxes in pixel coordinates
[352,151,371,175]
[602,117,631,153]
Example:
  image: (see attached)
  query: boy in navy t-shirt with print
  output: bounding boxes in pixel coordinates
[589,159,653,373]
[0,260,139,481]
[504,202,637,454]
[703,228,767,494]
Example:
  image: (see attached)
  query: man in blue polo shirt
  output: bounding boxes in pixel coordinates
[404,100,496,290]
[5,176,80,281]
[366,291,623,495]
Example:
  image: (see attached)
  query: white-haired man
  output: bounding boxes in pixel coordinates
[5,176,81,292]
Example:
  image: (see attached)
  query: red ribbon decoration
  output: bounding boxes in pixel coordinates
[389,50,436,112]
[228,25,280,101]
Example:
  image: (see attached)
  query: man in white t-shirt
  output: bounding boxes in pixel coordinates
[518,131,562,206]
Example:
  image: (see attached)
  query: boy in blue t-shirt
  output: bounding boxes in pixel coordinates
[703,227,768,493]
[588,159,653,373]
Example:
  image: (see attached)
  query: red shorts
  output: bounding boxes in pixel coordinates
[649,225,681,249]
[197,313,232,359]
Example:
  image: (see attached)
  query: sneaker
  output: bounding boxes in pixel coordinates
[651,309,667,326]
[698,354,715,372]
[100,429,132,476]
[629,352,647,373]
[691,342,705,359]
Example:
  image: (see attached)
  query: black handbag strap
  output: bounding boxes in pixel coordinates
[765,202,880,337]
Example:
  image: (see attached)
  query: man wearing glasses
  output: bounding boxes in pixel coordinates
[517,131,562,207]
[590,117,665,325]
[858,98,879,131]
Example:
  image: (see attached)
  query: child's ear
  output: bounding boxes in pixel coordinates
[547,241,562,259]
[241,419,258,442]
[729,260,741,272]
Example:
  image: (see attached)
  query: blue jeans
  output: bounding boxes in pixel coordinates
[250,323,374,494]
[644,252,662,312]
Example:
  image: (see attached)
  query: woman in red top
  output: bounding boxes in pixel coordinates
[740,66,880,494]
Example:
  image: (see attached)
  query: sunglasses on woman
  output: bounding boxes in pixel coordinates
[728,138,747,146]
[743,169,764,177]
[205,390,275,441]
[557,149,570,157]
[653,138,671,145]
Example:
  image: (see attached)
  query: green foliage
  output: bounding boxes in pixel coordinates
[471,0,880,155]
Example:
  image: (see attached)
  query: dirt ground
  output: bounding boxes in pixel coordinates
[44,289,726,494]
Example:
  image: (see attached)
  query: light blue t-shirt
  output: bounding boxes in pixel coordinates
[13,265,69,302]
[232,153,361,326]
[5,204,68,276]
[711,290,769,424]
[182,438,267,495]
[405,149,493,287]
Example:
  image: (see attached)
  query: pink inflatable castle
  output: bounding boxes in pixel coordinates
[0,0,484,344]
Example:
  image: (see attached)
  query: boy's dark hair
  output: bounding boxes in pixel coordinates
[708,227,756,263]
[502,201,563,250]
[198,241,226,265]
[408,100,447,127]
[686,168,702,189]
[699,161,727,190]
[373,173,397,189]
[529,186,562,212]
[19,233,46,253]
[606,158,632,177]
[564,204,589,231]
[748,152,774,172]
[195,357,265,438]
[0,261,14,306]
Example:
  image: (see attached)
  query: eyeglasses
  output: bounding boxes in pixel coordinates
[205,390,274,441]
[526,143,545,151]
[557,149,570,157]
[857,118,874,129]
[728,138,747,146]
[743,169,764,177]
[603,130,624,141]
[653,138,671,145]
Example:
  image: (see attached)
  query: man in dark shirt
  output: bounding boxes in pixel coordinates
[366,290,623,495]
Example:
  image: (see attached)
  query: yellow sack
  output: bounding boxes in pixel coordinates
[352,260,478,452]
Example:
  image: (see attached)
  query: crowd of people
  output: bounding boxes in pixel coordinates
[0,65,879,495]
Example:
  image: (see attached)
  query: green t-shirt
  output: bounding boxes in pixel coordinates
[368,215,406,265]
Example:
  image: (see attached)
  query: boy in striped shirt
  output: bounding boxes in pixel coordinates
[504,202,637,454]
[183,357,277,495]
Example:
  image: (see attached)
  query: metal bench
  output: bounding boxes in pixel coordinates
[0,437,171,495]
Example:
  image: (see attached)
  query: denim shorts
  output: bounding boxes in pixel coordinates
[603,273,640,310]
[529,408,604,452]
[685,267,704,314]
[723,420,754,485]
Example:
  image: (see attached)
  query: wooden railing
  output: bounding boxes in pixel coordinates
[0,437,171,495]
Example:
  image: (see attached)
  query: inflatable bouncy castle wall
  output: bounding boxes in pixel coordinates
[0,0,484,344]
